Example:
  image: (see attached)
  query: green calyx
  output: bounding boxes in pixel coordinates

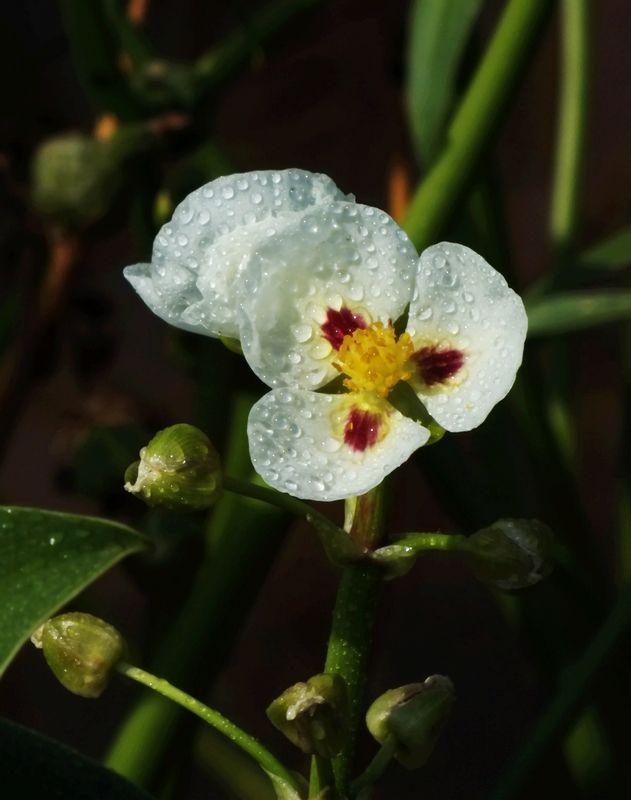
[124,423,222,512]
[366,676,455,769]
[464,518,554,590]
[266,673,349,759]
[31,612,125,698]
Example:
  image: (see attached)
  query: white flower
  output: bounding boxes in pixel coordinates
[125,170,527,501]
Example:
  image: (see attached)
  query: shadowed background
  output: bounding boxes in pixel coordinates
[0,1,630,798]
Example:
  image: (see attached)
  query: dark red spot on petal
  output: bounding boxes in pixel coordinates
[321,306,366,350]
[413,346,464,386]
[344,408,381,452]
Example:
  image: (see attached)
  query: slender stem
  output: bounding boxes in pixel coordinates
[350,737,397,796]
[403,0,553,250]
[116,662,299,793]
[325,564,382,796]
[489,583,631,799]
[224,475,363,564]
[310,485,389,798]
[374,532,467,557]
[106,396,288,787]
[550,0,589,265]
[223,475,341,534]
[311,755,335,799]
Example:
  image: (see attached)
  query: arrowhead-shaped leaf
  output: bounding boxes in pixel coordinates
[0,506,147,677]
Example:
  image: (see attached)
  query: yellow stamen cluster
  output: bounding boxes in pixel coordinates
[334,322,414,397]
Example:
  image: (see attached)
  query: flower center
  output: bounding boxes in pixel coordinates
[333,322,414,397]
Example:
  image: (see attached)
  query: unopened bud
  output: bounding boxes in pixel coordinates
[32,134,119,229]
[366,676,454,769]
[124,423,222,511]
[31,612,125,698]
[465,518,553,590]
[267,673,348,758]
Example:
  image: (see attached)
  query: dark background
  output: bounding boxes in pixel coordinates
[0,1,630,798]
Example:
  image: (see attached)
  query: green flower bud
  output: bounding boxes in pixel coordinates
[366,676,454,769]
[267,673,348,758]
[465,518,553,590]
[32,134,119,229]
[31,612,125,698]
[124,423,222,511]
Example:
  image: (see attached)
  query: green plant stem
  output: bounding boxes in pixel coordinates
[489,583,631,800]
[223,475,363,564]
[309,485,389,798]
[375,532,466,556]
[116,662,299,793]
[403,0,553,250]
[550,0,589,265]
[350,736,397,797]
[223,475,345,538]
[311,755,335,799]
[106,396,288,788]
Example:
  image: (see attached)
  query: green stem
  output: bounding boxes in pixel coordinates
[116,662,299,793]
[106,396,288,787]
[376,532,466,555]
[223,475,363,564]
[310,486,389,798]
[311,755,335,799]
[489,583,631,799]
[403,0,553,250]
[350,737,397,797]
[223,475,342,536]
[550,0,589,265]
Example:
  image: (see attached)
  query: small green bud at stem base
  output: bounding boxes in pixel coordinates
[32,612,125,698]
[267,673,349,758]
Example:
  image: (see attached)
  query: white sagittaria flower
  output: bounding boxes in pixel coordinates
[125,170,527,501]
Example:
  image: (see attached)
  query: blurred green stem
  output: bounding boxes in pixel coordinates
[403,0,553,249]
[489,582,631,800]
[117,663,299,793]
[550,0,589,266]
[309,485,389,798]
[543,0,590,474]
[106,395,288,788]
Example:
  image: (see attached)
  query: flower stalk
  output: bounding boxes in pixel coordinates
[310,484,389,798]
[116,662,300,794]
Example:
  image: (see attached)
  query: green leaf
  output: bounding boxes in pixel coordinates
[0,506,147,677]
[526,290,631,337]
[579,225,631,271]
[59,0,142,119]
[406,0,484,164]
[0,716,154,799]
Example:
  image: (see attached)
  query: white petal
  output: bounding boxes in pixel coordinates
[238,202,417,390]
[248,388,429,501]
[124,170,348,339]
[407,242,527,432]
